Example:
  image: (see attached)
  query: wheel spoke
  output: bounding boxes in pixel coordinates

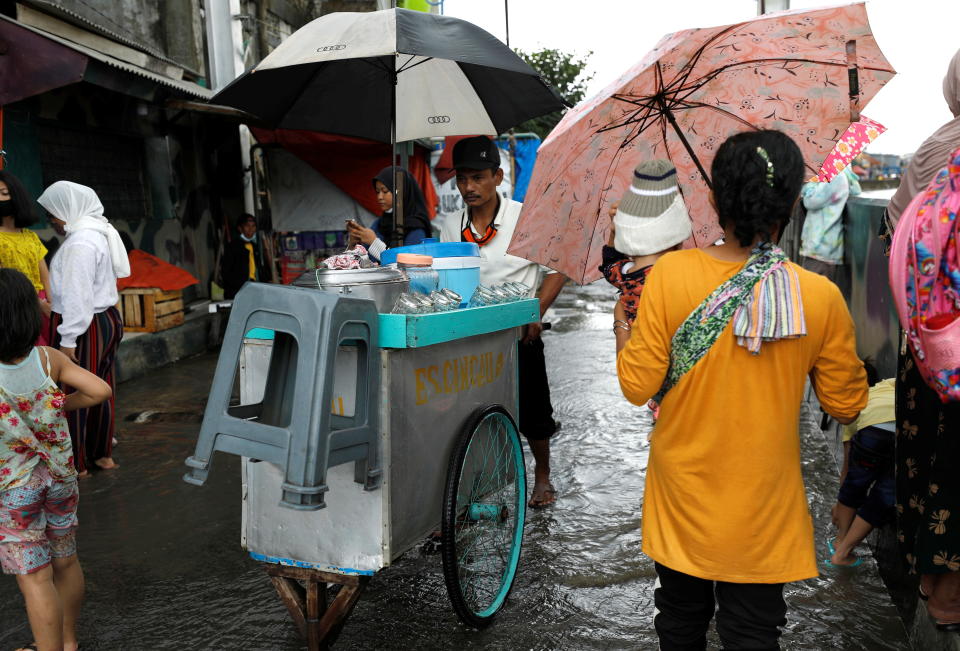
[445,411,525,621]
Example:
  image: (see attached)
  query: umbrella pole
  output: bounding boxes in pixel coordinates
[390,63,405,248]
[661,102,713,191]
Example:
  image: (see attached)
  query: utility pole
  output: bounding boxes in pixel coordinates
[504,0,509,48]
[204,0,255,215]
[758,0,789,14]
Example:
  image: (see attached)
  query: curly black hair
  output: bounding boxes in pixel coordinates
[711,130,805,247]
[0,268,41,364]
[0,170,37,228]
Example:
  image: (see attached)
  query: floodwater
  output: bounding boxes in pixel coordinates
[0,281,909,650]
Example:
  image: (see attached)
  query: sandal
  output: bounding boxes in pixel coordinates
[824,556,863,569]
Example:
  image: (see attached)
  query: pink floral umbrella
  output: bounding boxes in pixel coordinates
[507,2,895,284]
[814,115,885,182]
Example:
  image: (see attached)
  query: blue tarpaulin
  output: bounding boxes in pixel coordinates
[498,136,541,203]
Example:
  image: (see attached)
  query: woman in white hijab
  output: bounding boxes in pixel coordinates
[39,181,128,477]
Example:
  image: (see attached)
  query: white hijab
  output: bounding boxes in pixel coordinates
[38,181,131,278]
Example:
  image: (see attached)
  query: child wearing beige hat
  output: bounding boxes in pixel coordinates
[601,159,692,325]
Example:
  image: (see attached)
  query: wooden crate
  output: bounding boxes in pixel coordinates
[120,288,184,333]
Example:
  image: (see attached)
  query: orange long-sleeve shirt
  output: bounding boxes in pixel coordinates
[617,248,867,583]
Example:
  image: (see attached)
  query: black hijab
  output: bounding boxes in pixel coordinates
[373,166,432,242]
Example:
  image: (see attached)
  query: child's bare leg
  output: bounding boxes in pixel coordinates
[831,515,873,566]
[15,564,64,651]
[832,502,856,542]
[52,554,84,651]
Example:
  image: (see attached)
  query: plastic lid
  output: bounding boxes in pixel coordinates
[396,253,433,265]
[379,240,479,265]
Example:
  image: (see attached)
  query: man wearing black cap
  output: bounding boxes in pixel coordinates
[439,136,566,508]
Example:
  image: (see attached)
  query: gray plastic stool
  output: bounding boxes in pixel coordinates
[184,282,381,510]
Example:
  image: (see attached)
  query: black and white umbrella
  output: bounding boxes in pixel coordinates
[212,8,568,143]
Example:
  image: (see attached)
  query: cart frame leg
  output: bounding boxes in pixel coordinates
[266,565,369,650]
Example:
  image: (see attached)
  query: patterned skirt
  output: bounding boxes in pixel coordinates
[48,307,123,474]
[895,347,960,575]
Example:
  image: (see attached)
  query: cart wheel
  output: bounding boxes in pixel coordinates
[441,405,526,628]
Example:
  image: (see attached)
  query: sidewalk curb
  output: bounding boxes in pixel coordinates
[117,314,211,384]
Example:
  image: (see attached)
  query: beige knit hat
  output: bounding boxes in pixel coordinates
[613,159,692,256]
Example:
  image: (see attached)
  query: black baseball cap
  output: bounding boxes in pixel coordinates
[452,136,500,171]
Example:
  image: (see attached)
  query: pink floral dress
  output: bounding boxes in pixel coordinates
[0,348,75,491]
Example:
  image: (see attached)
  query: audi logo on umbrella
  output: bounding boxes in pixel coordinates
[427,115,451,124]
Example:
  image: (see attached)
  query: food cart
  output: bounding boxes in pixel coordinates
[184,279,537,648]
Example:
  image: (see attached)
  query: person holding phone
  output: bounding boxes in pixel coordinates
[346,166,432,263]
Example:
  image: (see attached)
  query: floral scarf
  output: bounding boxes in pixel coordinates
[655,243,806,401]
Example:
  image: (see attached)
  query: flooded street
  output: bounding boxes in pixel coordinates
[0,281,909,650]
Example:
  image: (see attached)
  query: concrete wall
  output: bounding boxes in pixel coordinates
[46,0,205,74]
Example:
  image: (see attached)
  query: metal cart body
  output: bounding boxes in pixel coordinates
[238,301,537,575]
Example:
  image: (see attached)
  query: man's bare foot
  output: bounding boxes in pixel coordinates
[77,470,90,479]
[94,457,118,470]
[528,481,556,509]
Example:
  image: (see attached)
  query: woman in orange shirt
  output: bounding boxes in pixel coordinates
[615,130,867,650]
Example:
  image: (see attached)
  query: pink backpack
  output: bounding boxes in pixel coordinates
[889,146,960,402]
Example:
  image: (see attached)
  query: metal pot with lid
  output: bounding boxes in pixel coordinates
[292,267,409,313]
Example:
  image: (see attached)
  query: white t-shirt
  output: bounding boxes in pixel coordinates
[439,197,553,297]
[50,230,120,348]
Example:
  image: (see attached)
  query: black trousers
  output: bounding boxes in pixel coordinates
[517,336,556,440]
[654,563,787,651]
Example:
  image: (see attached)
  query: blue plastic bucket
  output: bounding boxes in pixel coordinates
[381,239,480,305]
[431,257,480,304]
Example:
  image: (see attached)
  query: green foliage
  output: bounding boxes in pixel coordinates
[514,48,594,139]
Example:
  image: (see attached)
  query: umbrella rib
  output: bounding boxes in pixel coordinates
[598,104,659,134]
[670,56,889,101]
[609,94,662,110]
[397,55,434,74]
[361,57,395,75]
[674,100,819,175]
[660,23,742,97]
[619,111,662,147]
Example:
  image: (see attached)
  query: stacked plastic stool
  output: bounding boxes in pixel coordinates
[183,282,381,510]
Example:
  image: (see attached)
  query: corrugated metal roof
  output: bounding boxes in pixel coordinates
[0,14,212,99]
[21,0,197,74]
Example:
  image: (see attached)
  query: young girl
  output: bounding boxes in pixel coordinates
[0,268,111,651]
[0,171,53,343]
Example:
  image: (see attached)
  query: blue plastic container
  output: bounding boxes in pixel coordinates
[380,239,480,305]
